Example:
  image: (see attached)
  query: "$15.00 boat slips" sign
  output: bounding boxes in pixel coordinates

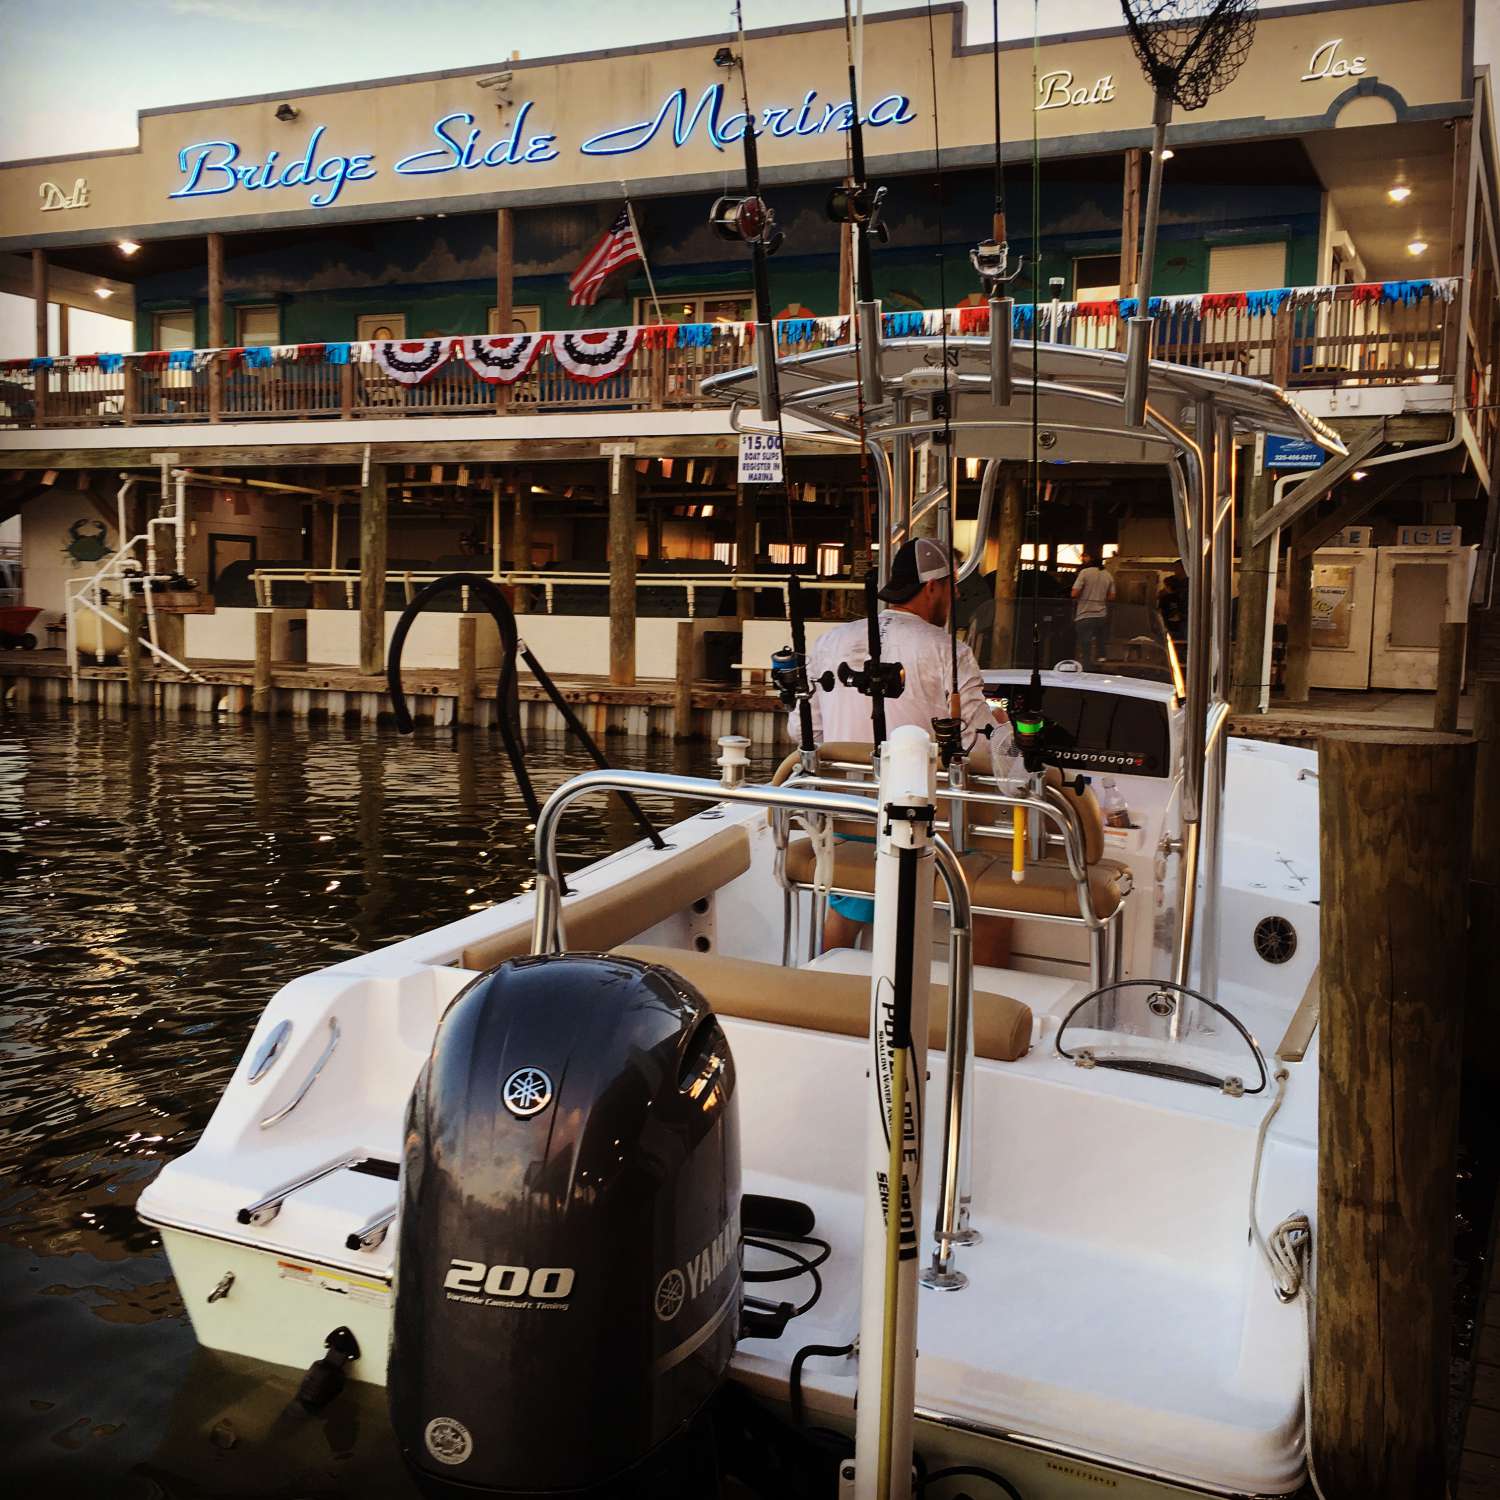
[168,82,917,208]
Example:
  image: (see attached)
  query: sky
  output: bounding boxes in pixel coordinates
[0,0,1493,354]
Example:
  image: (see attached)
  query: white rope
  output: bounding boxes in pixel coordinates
[809,814,838,897]
[1247,1062,1328,1500]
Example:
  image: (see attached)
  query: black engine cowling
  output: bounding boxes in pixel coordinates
[388,953,740,1496]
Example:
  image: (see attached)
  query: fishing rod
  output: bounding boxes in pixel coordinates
[770,572,817,767]
[827,0,886,407]
[831,570,904,751]
[969,0,1021,405]
[924,1,965,771]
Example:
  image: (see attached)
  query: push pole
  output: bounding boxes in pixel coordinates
[853,724,936,1500]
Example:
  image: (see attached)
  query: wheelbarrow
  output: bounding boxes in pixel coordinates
[0,605,41,649]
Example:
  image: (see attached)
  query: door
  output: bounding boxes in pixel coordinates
[208,534,257,593]
[1308,547,1376,690]
[357,313,406,342]
[1369,546,1475,689]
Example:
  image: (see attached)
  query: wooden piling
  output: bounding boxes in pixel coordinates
[456,614,477,729]
[1434,620,1466,732]
[252,608,273,716]
[359,464,387,676]
[124,596,144,708]
[1283,524,1313,704]
[512,482,532,615]
[608,453,637,686]
[1469,678,1500,1080]
[736,485,757,622]
[1230,467,1275,714]
[1314,728,1476,1497]
[989,466,1024,671]
[673,621,696,740]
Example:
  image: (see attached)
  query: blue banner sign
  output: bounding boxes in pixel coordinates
[169,86,917,207]
[1264,435,1329,470]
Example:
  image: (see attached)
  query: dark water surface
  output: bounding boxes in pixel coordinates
[0,710,749,1498]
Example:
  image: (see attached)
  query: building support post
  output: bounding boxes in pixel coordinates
[1231,465,1275,714]
[1121,148,1143,301]
[124,595,144,708]
[1433,621,1465,731]
[359,464,387,676]
[736,485,757,622]
[512,479,532,614]
[495,208,515,412]
[989,466,1024,671]
[1314,728,1475,1498]
[31,250,48,425]
[57,304,69,357]
[253,608,274,716]
[456,614,477,729]
[207,231,225,420]
[608,451,637,686]
[1282,522,1313,703]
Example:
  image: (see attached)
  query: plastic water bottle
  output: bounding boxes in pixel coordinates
[1101,776,1131,829]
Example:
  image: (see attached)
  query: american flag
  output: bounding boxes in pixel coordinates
[568,206,643,308]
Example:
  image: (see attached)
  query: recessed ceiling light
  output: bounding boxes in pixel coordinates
[116,239,141,256]
[94,286,114,299]
[1387,185,1412,203]
[1407,239,1428,256]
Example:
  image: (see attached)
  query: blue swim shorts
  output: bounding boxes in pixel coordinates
[826,833,876,924]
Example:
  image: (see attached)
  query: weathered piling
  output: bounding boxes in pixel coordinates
[673,621,696,741]
[124,597,144,706]
[1313,728,1476,1497]
[252,609,273,716]
[456,615,477,729]
[1434,620,1466,732]
[1470,678,1500,1079]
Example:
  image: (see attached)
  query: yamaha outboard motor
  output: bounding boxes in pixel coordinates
[389,954,740,1496]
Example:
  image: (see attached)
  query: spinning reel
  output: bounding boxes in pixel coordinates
[969,238,1025,296]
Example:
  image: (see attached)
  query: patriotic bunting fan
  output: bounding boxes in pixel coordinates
[373,339,454,385]
[551,328,642,383]
[462,334,550,384]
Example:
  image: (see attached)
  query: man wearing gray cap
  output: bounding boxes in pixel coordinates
[799,538,1017,961]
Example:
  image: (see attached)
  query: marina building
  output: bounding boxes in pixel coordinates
[0,0,1495,722]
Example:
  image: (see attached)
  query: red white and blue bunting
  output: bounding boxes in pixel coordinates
[461,334,549,384]
[372,339,453,384]
[550,327,642,383]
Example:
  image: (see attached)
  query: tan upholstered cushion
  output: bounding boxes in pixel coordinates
[461,825,752,971]
[1043,766,1104,865]
[785,837,1127,920]
[615,944,1032,1062]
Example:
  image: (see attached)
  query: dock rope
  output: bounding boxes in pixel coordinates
[1247,1063,1327,1500]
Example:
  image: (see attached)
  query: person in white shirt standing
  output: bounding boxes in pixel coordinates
[797,538,1017,964]
[1070,548,1116,669]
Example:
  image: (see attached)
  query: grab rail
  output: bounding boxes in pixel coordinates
[528,767,979,1286]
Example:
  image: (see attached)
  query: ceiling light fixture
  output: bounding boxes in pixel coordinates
[1387,184,1412,203]
[1352,470,1368,481]
[1154,147,1174,161]
[116,239,141,256]
[94,286,114,300]
[1407,239,1428,256]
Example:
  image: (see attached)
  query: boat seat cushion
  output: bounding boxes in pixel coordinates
[614,944,1033,1062]
[461,825,752,971]
[784,837,1129,920]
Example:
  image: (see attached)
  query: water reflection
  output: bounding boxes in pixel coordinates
[0,709,758,1495]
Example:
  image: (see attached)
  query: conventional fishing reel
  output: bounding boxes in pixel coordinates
[827,656,905,701]
[709,194,784,255]
[826,182,889,242]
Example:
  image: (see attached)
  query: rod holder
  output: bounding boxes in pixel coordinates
[755,322,778,421]
[856,299,883,408]
[1123,316,1152,428]
[988,298,1014,407]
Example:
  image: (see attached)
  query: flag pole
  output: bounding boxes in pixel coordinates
[621,181,664,325]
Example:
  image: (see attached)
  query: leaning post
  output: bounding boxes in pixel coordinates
[1433,620,1466,732]
[1313,728,1475,1497]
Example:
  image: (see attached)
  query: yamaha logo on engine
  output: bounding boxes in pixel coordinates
[502,1066,553,1117]
[655,1210,738,1322]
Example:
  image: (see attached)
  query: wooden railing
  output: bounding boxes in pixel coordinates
[0,282,1459,432]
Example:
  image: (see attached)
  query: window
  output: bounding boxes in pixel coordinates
[635,292,753,325]
[487,304,542,334]
[153,309,194,351]
[1073,255,1122,301]
[236,304,280,346]
[1207,242,1287,293]
[357,313,406,341]
[768,543,809,566]
[713,542,737,567]
[816,543,842,577]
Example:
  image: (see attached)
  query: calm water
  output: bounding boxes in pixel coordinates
[0,709,749,1497]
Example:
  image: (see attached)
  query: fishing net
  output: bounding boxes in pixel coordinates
[1119,0,1258,110]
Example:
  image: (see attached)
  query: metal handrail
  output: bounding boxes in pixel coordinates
[527,767,978,1285]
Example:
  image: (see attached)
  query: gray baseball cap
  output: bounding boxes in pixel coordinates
[878,537,952,603]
